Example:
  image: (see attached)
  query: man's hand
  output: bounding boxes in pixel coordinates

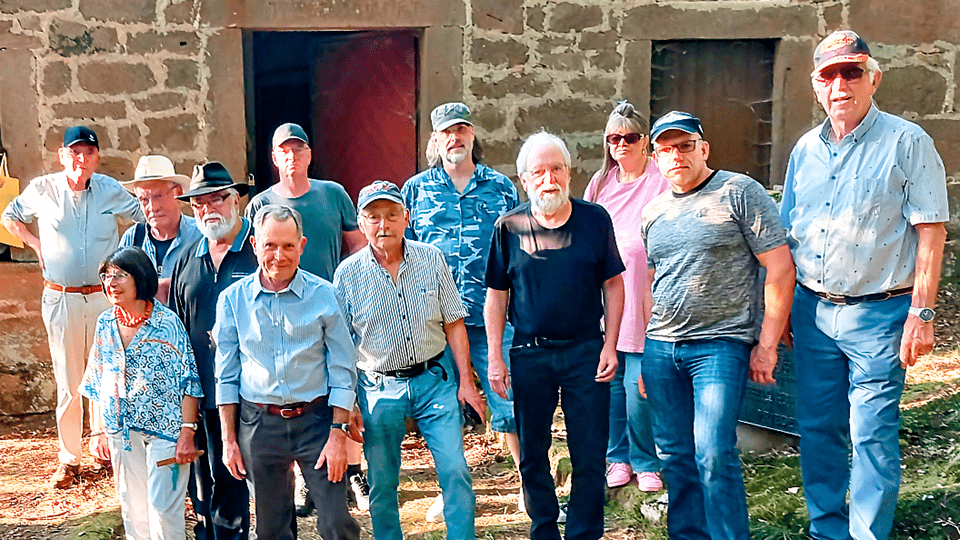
[900,315,935,368]
[595,346,618,382]
[316,428,348,483]
[175,429,199,465]
[749,343,778,384]
[91,433,111,462]
[487,355,510,399]
[222,439,246,480]
[780,319,794,348]
[347,405,365,444]
[458,382,486,420]
[637,374,647,399]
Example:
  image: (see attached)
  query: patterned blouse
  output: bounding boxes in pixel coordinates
[80,302,203,450]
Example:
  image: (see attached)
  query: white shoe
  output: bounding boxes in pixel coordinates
[425,494,444,522]
[349,472,370,512]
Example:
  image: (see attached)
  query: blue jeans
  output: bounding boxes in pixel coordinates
[642,337,752,540]
[441,324,517,433]
[607,351,661,473]
[792,286,909,540]
[357,364,475,540]
[511,337,609,540]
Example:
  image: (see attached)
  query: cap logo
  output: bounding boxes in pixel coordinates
[819,34,856,54]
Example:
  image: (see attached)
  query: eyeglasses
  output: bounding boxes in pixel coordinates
[606,133,644,146]
[190,193,231,210]
[653,139,701,158]
[99,270,131,283]
[525,164,568,179]
[813,66,865,86]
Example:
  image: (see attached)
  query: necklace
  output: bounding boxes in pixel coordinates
[116,300,153,328]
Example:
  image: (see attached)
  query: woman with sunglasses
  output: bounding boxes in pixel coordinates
[80,246,202,540]
[584,101,668,492]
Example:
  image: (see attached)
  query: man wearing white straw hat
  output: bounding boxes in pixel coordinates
[119,155,200,304]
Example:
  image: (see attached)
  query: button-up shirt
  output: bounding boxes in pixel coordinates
[2,172,144,287]
[80,302,202,450]
[402,164,519,325]
[780,104,949,296]
[119,215,202,278]
[213,269,358,411]
[167,218,258,410]
[333,240,468,373]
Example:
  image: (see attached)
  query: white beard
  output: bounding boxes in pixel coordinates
[527,183,570,214]
[197,205,238,240]
[444,147,469,165]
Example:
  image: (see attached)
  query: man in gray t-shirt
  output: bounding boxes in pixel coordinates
[639,111,795,540]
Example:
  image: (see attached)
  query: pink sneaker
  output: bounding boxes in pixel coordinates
[637,471,663,492]
[606,462,633,488]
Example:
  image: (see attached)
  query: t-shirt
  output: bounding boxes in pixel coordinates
[485,199,624,342]
[641,170,787,343]
[245,179,358,282]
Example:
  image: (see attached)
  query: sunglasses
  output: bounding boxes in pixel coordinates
[814,66,865,86]
[606,133,644,146]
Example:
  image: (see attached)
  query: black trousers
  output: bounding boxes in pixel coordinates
[188,408,252,540]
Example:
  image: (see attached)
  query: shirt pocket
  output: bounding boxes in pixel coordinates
[424,287,441,320]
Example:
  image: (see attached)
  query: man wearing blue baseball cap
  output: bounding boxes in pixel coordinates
[781,30,949,540]
[2,126,144,488]
[641,111,796,540]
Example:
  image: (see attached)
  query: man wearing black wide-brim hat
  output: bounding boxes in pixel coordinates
[168,161,256,540]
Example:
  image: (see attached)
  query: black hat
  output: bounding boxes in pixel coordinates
[176,162,249,200]
[63,126,99,148]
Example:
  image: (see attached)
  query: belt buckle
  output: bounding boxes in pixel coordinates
[279,407,301,419]
[824,292,847,305]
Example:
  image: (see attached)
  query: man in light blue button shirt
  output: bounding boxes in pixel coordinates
[781,31,949,540]
[214,204,360,540]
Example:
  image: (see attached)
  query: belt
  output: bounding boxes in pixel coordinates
[799,282,913,305]
[379,352,446,380]
[515,334,594,349]
[253,395,328,419]
[44,280,102,295]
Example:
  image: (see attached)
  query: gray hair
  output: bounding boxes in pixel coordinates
[596,101,650,182]
[516,131,571,176]
[865,57,881,84]
[253,204,303,237]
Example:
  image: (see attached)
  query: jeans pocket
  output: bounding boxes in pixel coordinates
[239,401,262,425]
[358,370,384,392]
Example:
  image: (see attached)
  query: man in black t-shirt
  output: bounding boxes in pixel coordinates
[484,131,625,540]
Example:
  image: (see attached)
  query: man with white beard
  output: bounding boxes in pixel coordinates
[484,131,625,540]
[168,162,256,540]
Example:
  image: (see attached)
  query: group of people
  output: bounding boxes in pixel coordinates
[0,30,949,540]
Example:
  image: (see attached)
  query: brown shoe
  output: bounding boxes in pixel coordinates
[51,463,80,489]
[93,457,112,475]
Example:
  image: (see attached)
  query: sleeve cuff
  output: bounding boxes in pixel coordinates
[328,388,357,412]
[216,384,240,406]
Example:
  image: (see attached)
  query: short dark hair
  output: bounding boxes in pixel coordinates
[99,247,158,301]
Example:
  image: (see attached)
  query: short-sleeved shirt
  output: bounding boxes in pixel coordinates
[80,302,203,450]
[641,170,788,343]
[245,179,358,282]
[780,104,949,296]
[119,215,202,278]
[333,240,467,373]
[485,199,625,343]
[2,172,144,287]
[167,218,258,409]
[402,164,520,325]
[584,162,669,353]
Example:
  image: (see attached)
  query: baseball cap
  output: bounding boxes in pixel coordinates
[272,123,310,148]
[431,103,473,132]
[650,111,704,143]
[63,126,99,149]
[357,180,403,211]
[812,30,871,76]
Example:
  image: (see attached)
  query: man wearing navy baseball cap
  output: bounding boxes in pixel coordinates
[640,111,796,540]
[2,126,144,488]
[781,30,949,540]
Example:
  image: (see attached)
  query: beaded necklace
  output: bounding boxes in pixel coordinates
[116,300,153,328]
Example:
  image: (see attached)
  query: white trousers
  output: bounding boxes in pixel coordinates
[108,431,188,540]
[40,287,109,465]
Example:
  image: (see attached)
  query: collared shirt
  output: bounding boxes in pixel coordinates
[213,269,358,410]
[781,104,949,296]
[119,215,202,278]
[2,172,144,287]
[80,302,202,450]
[167,218,258,409]
[402,164,519,325]
[333,240,467,373]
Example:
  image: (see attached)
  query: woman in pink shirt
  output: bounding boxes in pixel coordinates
[584,101,669,492]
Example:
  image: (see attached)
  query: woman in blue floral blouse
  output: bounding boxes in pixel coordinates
[81,246,203,540]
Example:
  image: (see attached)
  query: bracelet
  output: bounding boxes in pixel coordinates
[90,430,103,437]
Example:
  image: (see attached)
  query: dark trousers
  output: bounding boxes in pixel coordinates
[188,408,251,540]
[238,399,360,540]
[511,337,610,540]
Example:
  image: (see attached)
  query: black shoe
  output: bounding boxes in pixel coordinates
[296,495,315,517]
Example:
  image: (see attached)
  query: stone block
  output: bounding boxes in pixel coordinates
[164,0,196,24]
[470,72,551,100]
[772,39,817,187]
[204,30,247,184]
[117,125,140,152]
[472,108,507,133]
[540,52,585,71]
[126,30,201,56]
[52,101,127,121]
[145,114,199,153]
[537,36,576,55]
[0,23,41,50]
[581,30,618,51]
[0,48,43,181]
[0,0,69,13]
[515,99,601,136]
[823,3,843,30]
[16,13,42,32]
[915,119,960,180]
[850,0,960,45]
[78,0,155,23]
[49,19,120,57]
[421,26,464,160]
[548,3,603,33]
[622,4,818,40]
[589,50,621,71]
[98,155,135,182]
[0,262,54,416]
[526,5,545,32]
[42,61,71,97]
[164,59,200,90]
[471,38,529,68]
[569,76,616,99]
[874,65,946,117]
[482,140,520,177]
[134,92,188,113]
[473,0,523,34]
[78,62,156,94]
[622,40,652,119]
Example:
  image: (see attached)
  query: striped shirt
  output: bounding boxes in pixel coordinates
[333,240,467,373]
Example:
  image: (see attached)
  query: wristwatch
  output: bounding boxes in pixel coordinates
[908,306,936,323]
[181,422,198,431]
[331,423,351,433]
